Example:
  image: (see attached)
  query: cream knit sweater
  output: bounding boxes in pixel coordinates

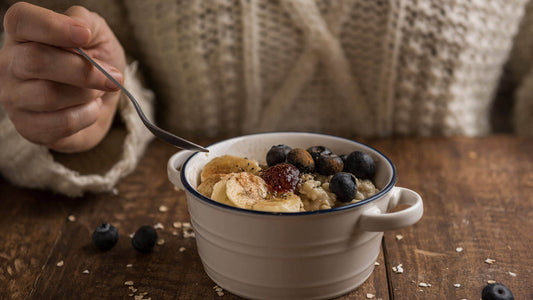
[1,0,533,196]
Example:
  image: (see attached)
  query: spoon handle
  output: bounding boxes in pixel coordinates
[75,48,208,153]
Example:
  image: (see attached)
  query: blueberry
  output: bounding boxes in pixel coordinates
[316,153,344,176]
[92,223,119,251]
[306,146,332,163]
[330,172,357,203]
[482,283,514,300]
[339,154,348,164]
[345,151,375,180]
[266,145,292,167]
[287,148,315,173]
[132,225,158,253]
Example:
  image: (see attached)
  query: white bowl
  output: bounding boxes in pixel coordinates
[167,132,423,300]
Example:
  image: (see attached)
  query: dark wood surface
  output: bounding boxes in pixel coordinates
[1,135,532,300]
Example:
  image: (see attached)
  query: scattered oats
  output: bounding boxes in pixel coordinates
[126,264,133,268]
[214,287,223,292]
[395,234,403,240]
[82,269,89,274]
[456,247,463,252]
[124,281,134,286]
[129,287,138,293]
[174,186,181,192]
[468,151,478,159]
[173,222,182,229]
[179,247,186,252]
[374,262,380,266]
[128,293,134,297]
[67,215,76,222]
[182,222,191,228]
[129,233,134,238]
[157,238,165,245]
[112,188,119,195]
[366,293,375,299]
[392,264,404,274]
[453,283,461,288]
[172,231,179,236]
[141,292,148,296]
[134,295,143,300]
[508,271,517,277]
[56,260,64,267]
[487,280,497,284]
[418,282,431,287]
[154,222,164,230]
[183,226,195,238]
[216,291,224,297]
[159,205,168,212]
[484,258,496,264]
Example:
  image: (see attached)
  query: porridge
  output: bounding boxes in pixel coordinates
[197,145,379,212]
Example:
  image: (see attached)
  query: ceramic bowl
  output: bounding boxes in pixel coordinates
[167,132,423,300]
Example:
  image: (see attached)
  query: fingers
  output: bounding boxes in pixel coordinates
[7,80,105,112]
[9,98,103,146]
[9,42,122,91]
[3,2,91,47]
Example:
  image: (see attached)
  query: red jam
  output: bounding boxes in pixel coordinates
[260,163,301,194]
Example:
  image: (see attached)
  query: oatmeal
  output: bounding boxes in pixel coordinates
[197,145,379,212]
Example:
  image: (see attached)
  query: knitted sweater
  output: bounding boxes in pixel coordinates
[1,0,533,196]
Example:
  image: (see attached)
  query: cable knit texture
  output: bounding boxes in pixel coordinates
[1,0,533,195]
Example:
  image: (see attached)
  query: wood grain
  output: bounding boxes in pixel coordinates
[375,136,533,300]
[1,136,532,299]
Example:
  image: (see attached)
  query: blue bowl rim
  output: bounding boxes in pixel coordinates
[180,132,397,216]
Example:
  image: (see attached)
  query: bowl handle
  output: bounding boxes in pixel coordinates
[167,150,195,190]
[357,187,423,232]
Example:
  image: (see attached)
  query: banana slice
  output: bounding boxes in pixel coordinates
[225,172,268,209]
[253,193,303,213]
[201,155,261,182]
[210,176,233,206]
[197,174,224,197]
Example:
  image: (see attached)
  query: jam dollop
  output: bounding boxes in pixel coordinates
[260,163,300,194]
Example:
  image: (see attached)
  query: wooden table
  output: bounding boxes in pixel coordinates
[1,135,532,299]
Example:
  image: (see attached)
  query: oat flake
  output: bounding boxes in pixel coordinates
[453,283,461,288]
[418,282,431,287]
[508,271,517,277]
[395,234,403,240]
[374,262,380,266]
[179,247,186,252]
[56,260,64,267]
[159,205,168,212]
[154,222,164,230]
[82,270,89,274]
[67,215,76,222]
[392,264,403,274]
[126,264,133,268]
[173,222,182,228]
[124,281,134,286]
[366,293,375,299]
[456,247,463,252]
[487,280,497,284]
[484,258,496,264]
[157,239,165,245]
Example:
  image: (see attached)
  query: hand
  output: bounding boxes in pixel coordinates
[0,2,126,153]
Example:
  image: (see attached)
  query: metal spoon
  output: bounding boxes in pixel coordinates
[75,48,208,152]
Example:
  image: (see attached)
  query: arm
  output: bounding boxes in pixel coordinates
[0,3,155,196]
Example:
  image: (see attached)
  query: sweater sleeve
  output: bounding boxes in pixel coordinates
[508,1,533,135]
[0,58,155,197]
